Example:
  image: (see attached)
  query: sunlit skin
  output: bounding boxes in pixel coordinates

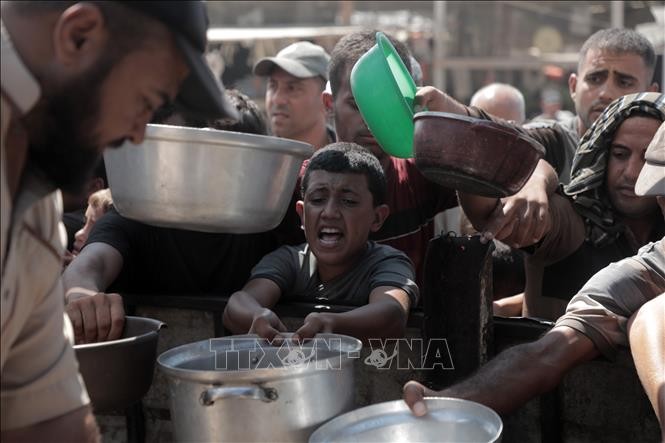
[295,170,389,282]
[265,67,326,141]
[329,65,391,170]
[94,44,189,149]
[569,49,658,136]
[605,116,661,219]
[72,204,106,255]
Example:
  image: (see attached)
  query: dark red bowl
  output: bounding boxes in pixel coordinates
[413,112,545,197]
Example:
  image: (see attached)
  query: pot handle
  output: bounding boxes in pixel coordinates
[200,386,278,406]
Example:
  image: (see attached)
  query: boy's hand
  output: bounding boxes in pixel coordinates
[249,308,287,341]
[292,312,334,342]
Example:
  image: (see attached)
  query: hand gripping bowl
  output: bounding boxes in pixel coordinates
[413,112,545,197]
[309,397,503,443]
[74,316,165,413]
[104,124,313,233]
[351,32,418,159]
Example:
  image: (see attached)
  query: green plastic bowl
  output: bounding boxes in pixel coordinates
[350,32,417,158]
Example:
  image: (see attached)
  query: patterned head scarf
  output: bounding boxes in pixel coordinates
[564,92,665,247]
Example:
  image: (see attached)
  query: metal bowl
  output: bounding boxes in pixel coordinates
[309,398,503,443]
[74,316,165,413]
[104,124,313,233]
[413,112,544,198]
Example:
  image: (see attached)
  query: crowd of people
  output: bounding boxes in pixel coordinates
[1,1,663,440]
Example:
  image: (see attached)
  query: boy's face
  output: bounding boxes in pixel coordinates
[296,170,389,280]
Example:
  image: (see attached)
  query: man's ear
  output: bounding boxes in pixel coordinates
[370,204,390,232]
[295,200,305,228]
[568,72,578,101]
[647,82,659,93]
[322,91,334,115]
[52,3,107,69]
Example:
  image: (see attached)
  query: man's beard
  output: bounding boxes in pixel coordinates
[27,57,114,194]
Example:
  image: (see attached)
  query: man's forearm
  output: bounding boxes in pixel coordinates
[1,405,99,443]
[438,328,598,414]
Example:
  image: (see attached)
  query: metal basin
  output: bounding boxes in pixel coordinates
[104,124,313,233]
[310,398,503,443]
[413,112,544,198]
[74,316,165,413]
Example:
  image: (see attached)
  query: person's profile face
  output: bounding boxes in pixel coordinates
[571,49,656,133]
[332,65,387,163]
[605,116,660,219]
[29,37,188,194]
[296,170,386,280]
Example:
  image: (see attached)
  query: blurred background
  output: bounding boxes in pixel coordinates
[203,0,664,119]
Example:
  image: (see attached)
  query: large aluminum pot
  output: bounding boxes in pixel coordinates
[104,124,313,233]
[310,398,503,442]
[158,334,362,442]
[75,316,165,413]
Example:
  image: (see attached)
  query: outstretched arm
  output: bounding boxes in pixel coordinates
[627,294,665,435]
[403,326,599,415]
[62,242,125,343]
[222,278,286,341]
[458,159,559,248]
[293,287,411,343]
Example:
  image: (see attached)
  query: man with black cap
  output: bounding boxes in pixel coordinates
[0,1,234,440]
[254,41,334,149]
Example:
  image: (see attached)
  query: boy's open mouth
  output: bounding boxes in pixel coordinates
[318,227,344,245]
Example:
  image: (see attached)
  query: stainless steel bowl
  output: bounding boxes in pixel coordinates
[309,397,503,443]
[75,316,165,413]
[104,124,313,233]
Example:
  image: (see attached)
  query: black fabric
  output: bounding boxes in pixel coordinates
[541,236,635,301]
[85,208,280,295]
[62,210,84,251]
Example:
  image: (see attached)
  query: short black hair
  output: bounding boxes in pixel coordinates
[328,30,413,97]
[151,89,268,135]
[579,28,656,80]
[301,142,386,206]
[209,89,268,135]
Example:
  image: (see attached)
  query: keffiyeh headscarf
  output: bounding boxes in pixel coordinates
[564,92,665,247]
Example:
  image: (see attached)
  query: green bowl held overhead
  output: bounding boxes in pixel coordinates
[350,32,417,159]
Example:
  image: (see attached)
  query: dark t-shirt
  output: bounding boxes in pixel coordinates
[85,208,279,294]
[250,241,419,306]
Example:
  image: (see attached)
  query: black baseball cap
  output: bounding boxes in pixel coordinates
[121,1,238,120]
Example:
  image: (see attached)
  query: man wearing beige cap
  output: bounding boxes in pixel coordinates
[254,41,334,149]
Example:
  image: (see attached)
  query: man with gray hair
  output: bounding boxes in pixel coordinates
[470,83,526,124]
[254,41,334,149]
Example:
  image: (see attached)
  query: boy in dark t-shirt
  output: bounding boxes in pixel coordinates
[223,142,419,343]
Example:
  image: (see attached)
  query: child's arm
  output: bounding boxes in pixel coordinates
[222,278,286,340]
[293,286,411,343]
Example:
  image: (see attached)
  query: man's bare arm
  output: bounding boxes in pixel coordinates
[627,295,665,435]
[62,243,125,343]
[404,326,599,415]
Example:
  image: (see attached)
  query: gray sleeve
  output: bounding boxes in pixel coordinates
[555,242,665,359]
[370,249,420,306]
[249,245,299,294]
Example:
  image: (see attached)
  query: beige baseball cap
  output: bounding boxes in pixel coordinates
[635,121,665,197]
[253,41,330,80]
